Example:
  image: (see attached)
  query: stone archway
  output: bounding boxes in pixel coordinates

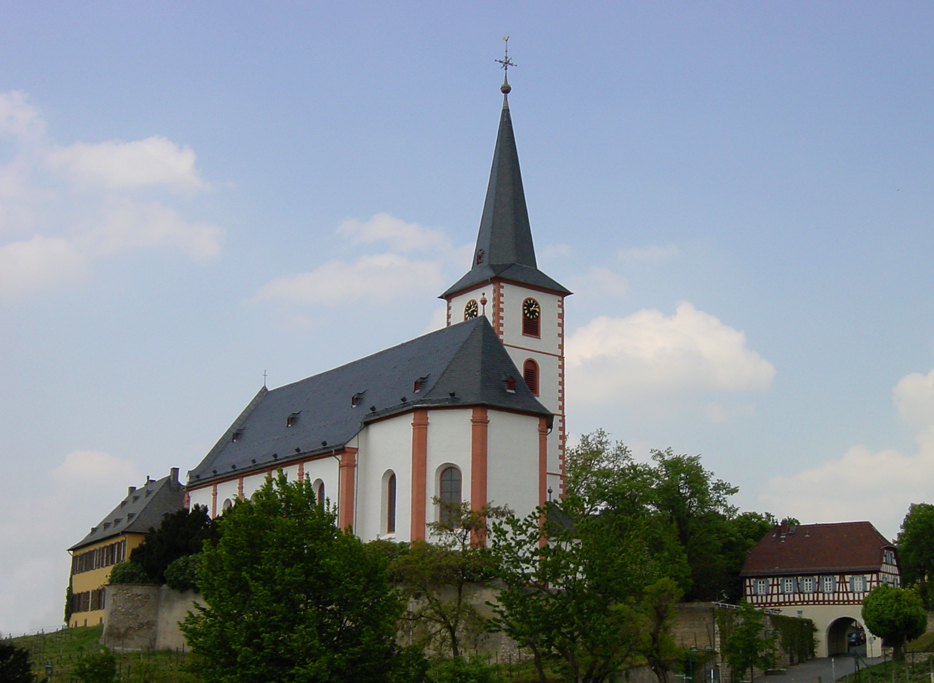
[826,617,859,656]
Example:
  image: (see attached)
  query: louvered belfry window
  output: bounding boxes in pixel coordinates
[523,359,539,395]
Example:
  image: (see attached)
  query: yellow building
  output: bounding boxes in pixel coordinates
[67,468,184,628]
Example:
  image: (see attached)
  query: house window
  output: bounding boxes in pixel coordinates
[386,472,397,534]
[439,466,462,525]
[884,549,895,565]
[523,359,539,395]
[850,575,866,592]
[522,298,541,337]
[755,579,769,596]
[801,576,815,593]
[822,576,836,593]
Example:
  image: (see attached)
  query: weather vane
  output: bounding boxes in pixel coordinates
[495,36,515,93]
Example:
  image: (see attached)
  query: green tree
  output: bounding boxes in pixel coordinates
[73,647,117,683]
[130,504,218,584]
[108,560,154,584]
[897,503,934,608]
[489,497,664,683]
[861,584,927,660]
[181,473,407,683]
[389,502,500,658]
[718,601,776,683]
[0,641,35,683]
[638,578,683,683]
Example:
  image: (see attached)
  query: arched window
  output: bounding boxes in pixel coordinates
[438,466,462,525]
[222,498,233,512]
[523,359,539,395]
[522,298,541,337]
[313,480,326,506]
[386,472,397,534]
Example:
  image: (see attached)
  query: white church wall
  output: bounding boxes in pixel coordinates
[355,416,413,542]
[426,408,473,528]
[487,410,540,519]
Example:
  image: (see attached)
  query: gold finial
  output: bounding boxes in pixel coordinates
[495,36,515,94]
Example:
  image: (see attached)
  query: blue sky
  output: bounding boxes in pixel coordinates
[2,2,934,634]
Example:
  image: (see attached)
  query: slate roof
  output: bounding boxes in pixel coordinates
[69,468,184,552]
[740,521,894,577]
[188,317,552,486]
[442,94,570,298]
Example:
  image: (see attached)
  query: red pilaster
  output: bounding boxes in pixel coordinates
[338,448,358,531]
[410,409,429,541]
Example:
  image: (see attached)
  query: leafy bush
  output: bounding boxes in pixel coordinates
[73,647,117,683]
[165,553,202,592]
[429,657,504,683]
[130,505,218,585]
[108,561,153,584]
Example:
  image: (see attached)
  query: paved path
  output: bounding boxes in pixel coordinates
[754,655,884,683]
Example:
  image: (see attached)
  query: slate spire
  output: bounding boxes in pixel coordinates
[441,82,570,298]
[473,91,536,269]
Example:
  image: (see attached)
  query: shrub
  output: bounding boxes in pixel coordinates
[108,561,153,584]
[165,553,202,592]
[73,647,117,683]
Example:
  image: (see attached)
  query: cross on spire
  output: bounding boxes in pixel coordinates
[495,36,515,94]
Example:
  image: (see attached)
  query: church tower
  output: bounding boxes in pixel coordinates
[441,74,571,498]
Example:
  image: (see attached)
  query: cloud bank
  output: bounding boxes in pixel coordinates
[0,91,222,300]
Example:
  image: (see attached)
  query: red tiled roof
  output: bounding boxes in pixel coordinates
[740,521,893,577]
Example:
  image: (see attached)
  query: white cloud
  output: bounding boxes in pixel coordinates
[566,302,775,407]
[48,136,207,190]
[338,213,449,253]
[0,91,45,142]
[618,244,680,265]
[252,214,465,311]
[0,236,89,299]
[760,364,934,540]
[253,253,444,307]
[84,201,222,260]
[568,266,629,299]
[0,450,140,634]
[0,91,222,301]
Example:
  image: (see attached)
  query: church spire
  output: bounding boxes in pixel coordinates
[441,49,569,299]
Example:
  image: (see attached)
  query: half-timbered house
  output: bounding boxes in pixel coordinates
[740,520,899,656]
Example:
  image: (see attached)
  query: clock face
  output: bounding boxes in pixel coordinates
[464,299,479,320]
[523,298,541,319]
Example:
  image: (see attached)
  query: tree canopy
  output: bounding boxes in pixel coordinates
[897,502,934,608]
[0,642,35,683]
[861,584,927,660]
[129,504,218,584]
[564,430,779,602]
[181,473,410,683]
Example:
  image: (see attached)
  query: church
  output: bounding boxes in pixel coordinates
[186,75,570,542]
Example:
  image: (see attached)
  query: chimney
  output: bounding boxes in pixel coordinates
[128,486,136,496]
[170,467,179,482]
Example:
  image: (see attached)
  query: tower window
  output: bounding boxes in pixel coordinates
[523,359,539,395]
[439,466,462,525]
[522,298,541,337]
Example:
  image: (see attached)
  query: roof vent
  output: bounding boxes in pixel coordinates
[351,392,365,407]
[369,405,376,412]
[272,453,278,460]
[128,486,136,496]
[113,518,122,526]
[414,376,429,393]
[505,376,517,393]
[321,441,327,447]
[232,429,244,442]
[132,495,140,503]
[103,522,111,529]
[287,412,300,427]
[127,512,135,520]
[400,396,407,403]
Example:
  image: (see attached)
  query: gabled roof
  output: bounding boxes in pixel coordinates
[69,468,184,552]
[740,521,894,577]
[442,93,570,298]
[188,316,552,486]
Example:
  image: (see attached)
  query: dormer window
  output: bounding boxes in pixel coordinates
[505,376,516,393]
[414,376,429,393]
[351,392,365,408]
[476,249,485,264]
[287,412,300,428]
[231,429,244,442]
